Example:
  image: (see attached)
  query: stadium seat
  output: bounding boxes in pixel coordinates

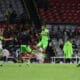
[0,0,26,23]
[36,0,80,23]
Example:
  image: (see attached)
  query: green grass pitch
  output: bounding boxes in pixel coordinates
[0,63,80,80]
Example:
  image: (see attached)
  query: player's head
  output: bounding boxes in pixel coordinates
[41,24,46,30]
[66,38,71,42]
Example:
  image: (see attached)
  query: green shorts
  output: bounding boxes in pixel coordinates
[37,40,48,48]
[20,45,32,53]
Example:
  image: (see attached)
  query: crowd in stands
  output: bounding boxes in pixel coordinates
[49,25,80,59]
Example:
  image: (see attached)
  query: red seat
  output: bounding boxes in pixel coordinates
[37,0,80,23]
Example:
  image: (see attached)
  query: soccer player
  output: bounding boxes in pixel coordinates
[36,24,49,63]
[63,39,73,63]
[19,29,32,63]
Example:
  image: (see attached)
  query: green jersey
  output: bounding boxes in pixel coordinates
[20,45,32,53]
[37,28,49,48]
[63,41,73,58]
[41,28,49,41]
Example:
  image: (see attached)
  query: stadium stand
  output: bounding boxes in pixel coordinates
[46,24,80,63]
[0,0,80,63]
[36,0,80,23]
[0,0,27,23]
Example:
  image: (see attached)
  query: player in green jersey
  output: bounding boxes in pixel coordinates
[63,39,73,63]
[36,24,49,63]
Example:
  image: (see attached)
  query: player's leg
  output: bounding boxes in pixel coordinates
[35,41,44,63]
[38,52,46,64]
[19,45,27,63]
[20,45,27,53]
[26,45,32,64]
[38,41,48,63]
[36,40,42,49]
